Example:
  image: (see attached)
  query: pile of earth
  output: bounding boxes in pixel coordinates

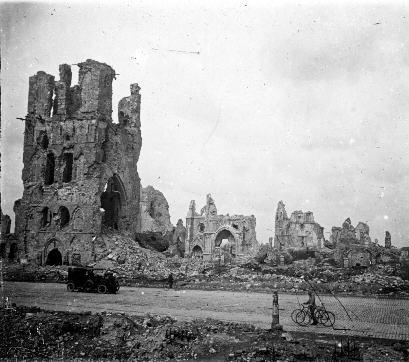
[1,305,407,361]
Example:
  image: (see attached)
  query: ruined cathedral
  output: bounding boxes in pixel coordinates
[13,59,142,266]
[186,194,258,260]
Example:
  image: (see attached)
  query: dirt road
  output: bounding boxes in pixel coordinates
[5,282,409,340]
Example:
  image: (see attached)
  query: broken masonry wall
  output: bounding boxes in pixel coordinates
[139,185,173,234]
[186,194,258,260]
[15,60,142,266]
[274,201,324,250]
[1,201,18,261]
[169,219,187,257]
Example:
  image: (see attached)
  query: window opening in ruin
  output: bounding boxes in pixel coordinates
[214,229,235,249]
[50,88,56,116]
[0,243,6,258]
[62,153,73,182]
[8,243,18,260]
[73,208,84,230]
[192,245,203,259]
[41,207,51,228]
[44,153,55,185]
[232,223,238,230]
[199,223,205,232]
[46,248,62,266]
[59,206,70,228]
[148,201,155,218]
[101,175,126,230]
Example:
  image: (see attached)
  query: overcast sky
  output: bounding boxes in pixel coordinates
[1,1,409,247]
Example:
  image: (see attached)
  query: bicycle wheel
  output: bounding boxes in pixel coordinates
[291,309,301,324]
[322,311,335,327]
[295,309,311,326]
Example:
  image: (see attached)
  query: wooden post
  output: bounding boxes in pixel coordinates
[271,291,283,331]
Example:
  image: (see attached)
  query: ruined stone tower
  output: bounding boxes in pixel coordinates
[274,201,324,250]
[14,59,142,266]
[185,194,257,260]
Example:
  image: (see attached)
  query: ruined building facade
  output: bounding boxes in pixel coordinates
[185,194,257,260]
[14,59,142,266]
[274,201,324,250]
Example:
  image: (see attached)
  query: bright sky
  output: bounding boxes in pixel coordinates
[1,1,409,247]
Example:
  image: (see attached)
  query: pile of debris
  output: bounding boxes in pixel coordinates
[2,306,407,361]
[3,264,68,283]
[3,230,408,297]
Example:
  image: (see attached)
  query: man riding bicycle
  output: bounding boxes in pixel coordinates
[303,290,318,325]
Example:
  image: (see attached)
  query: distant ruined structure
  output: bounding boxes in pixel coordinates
[13,60,142,266]
[274,201,324,250]
[385,231,392,249]
[186,194,257,260]
[329,218,371,247]
[326,218,399,267]
[139,185,173,234]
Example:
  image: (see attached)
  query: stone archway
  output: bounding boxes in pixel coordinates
[214,228,236,247]
[44,238,62,266]
[192,245,203,259]
[214,227,237,256]
[8,243,18,261]
[100,174,127,230]
[46,248,62,265]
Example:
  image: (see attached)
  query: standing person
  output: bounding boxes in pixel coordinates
[303,290,318,325]
[168,273,174,289]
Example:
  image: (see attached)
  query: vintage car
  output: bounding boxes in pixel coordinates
[66,266,120,294]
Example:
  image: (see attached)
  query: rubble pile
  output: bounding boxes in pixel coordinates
[179,262,409,296]
[3,264,68,283]
[3,231,408,296]
[92,231,179,282]
[1,306,407,361]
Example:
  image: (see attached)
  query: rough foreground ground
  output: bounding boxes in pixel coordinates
[1,304,408,361]
[5,282,409,341]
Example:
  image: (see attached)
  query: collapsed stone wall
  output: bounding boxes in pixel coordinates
[139,185,173,234]
[167,219,187,257]
[13,60,142,266]
[328,218,371,248]
[274,201,324,250]
[186,194,258,260]
[1,198,18,260]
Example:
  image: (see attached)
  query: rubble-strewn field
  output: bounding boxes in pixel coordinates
[3,232,409,297]
[1,305,408,361]
[4,260,409,298]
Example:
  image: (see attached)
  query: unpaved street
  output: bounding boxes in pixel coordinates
[5,282,409,340]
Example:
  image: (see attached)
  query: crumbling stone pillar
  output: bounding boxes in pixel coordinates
[53,64,72,116]
[28,71,55,117]
[78,59,115,118]
[385,231,391,249]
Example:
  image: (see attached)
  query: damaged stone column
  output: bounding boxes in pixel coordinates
[118,83,141,128]
[28,71,55,117]
[78,59,115,118]
[53,64,72,116]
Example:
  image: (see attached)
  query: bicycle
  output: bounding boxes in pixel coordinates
[291,304,335,327]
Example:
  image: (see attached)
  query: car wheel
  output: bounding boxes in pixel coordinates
[97,284,107,294]
[67,282,75,292]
